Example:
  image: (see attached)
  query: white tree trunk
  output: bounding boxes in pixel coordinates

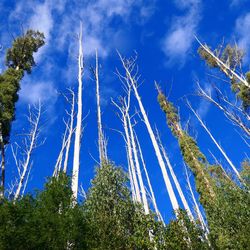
[156,129,194,221]
[187,101,244,183]
[195,36,250,88]
[112,95,142,203]
[63,89,75,173]
[185,165,208,233]
[72,23,84,201]
[126,147,136,202]
[196,82,250,137]
[123,112,141,203]
[127,114,149,214]
[118,55,179,212]
[95,50,106,163]
[134,130,164,224]
[53,126,68,177]
[14,102,42,200]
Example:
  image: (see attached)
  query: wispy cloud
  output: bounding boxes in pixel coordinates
[235,12,250,63]
[20,81,57,105]
[161,0,201,66]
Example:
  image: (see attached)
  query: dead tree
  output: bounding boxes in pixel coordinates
[187,100,244,184]
[93,50,107,164]
[156,128,194,221]
[117,53,180,212]
[112,92,142,203]
[127,114,149,214]
[72,22,84,202]
[13,102,44,200]
[134,130,164,223]
[196,82,250,139]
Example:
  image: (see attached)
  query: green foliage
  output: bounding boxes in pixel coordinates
[241,160,250,186]
[231,72,250,111]
[0,30,45,143]
[157,88,250,250]
[198,45,250,110]
[0,174,86,250]
[206,179,250,249]
[162,210,209,250]
[84,161,159,249]
[198,47,218,68]
[157,90,215,207]
[157,92,180,136]
[6,30,45,73]
[0,68,23,142]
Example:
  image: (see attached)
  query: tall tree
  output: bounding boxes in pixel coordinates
[157,85,250,249]
[72,23,84,202]
[84,161,159,250]
[93,50,107,164]
[117,53,180,213]
[0,30,45,198]
[197,37,250,111]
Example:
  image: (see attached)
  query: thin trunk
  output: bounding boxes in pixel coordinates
[63,90,75,173]
[72,23,84,201]
[127,115,149,214]
[197,82,250,137]
[187,100,244,183]
[185,165,209,234]
[53,127,68,177]
[156,129,194,221]
[127,147,136,202]
[123,113,142,203]
[95,50,106,164]
[14,103,41,200]
[133,89,179,211]
[119,55,179,211]
[134,130,164,224]
[112,95,142,203]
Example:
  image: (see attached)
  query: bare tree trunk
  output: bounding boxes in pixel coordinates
[185,165,209,234]
[187,100,244,184]
[134,130,164,224]
[14,102,42,200]
[196,82,250,137]
[112,94,142,203]
[127,115,149,214]
[63,89,75,173]
[72,22,84,202]
[156,129,194,221]
[53,126,68,177]
[126,147,136,202]
[95,50,106,164]
[118,54,179,212]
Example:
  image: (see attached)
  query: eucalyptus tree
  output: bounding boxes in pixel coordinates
[84,161,160,250]
[157,85,250,249]
[0,30,45,198]
[197,37,250,110]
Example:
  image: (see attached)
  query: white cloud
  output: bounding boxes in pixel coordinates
[28,2,53,43]
[161,0,201,65]
[20,81,57,105]
[235,12,250,63]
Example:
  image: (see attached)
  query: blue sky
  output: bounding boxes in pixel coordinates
[0,0,250,221]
